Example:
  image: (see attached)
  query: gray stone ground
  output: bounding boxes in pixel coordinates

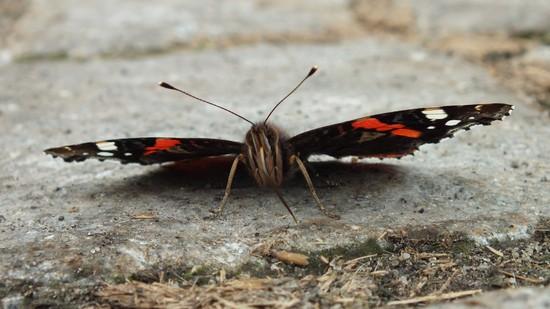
[0,0,549,308]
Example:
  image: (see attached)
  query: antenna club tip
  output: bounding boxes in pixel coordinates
[308,66,318,77]
[159,82,175,90]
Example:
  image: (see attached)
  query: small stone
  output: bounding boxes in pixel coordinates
[58,216,64,221]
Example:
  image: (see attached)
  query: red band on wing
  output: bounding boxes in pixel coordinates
[352,118,404,131]
[144,139,181,155]
[392,128,422,138]
[352,118,422,138]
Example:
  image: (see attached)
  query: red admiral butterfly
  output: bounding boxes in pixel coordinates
[45,67,513,223]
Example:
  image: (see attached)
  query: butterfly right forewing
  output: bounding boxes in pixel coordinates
[289,103,513,159]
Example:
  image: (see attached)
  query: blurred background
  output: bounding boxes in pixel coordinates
[1,0,550,110]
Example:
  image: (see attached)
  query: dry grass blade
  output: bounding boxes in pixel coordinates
[387,289,482,305]
[437,269,459,293]
[318,271,338,293]
[343,254,377,270]
[319,255,330,265]
[497,269,546,284]
[225,278,271,290]
[486,245,504,257]
[248,299,301,308]
[369,270,389,277]
[416,253,449,259]
[213,295,255,309]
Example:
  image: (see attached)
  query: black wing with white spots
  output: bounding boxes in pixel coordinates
[45,137,243,165]
[289,103,513,159]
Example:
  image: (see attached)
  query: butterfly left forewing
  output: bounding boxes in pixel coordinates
[289,103,513,159]
[45,137,243,165]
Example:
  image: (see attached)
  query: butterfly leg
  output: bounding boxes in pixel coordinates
[273,189,299,224]
[207,154,243,219]
[290,155,340,219]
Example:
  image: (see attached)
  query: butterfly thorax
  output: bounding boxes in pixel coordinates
[243,123,291,187]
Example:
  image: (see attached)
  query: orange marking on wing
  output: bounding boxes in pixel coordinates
[352,118,405,131]
[352,118,421,138]
[144,139,181,155]
[392,128,422,138]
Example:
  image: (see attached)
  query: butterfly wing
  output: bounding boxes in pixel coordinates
[45,137,243,165]
[289,103,513,159]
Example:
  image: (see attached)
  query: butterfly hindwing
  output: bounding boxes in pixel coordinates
[289,103,513,159]
[45,137,243,165]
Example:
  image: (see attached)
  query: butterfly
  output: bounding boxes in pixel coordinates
[45,67,513,223]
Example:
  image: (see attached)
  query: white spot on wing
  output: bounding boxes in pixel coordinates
[422,108,445,115]
[97,152,114,157]
[427,126,435,129]
[124,152,132,156]
[445,119,461,126]
[422,108,448,120]
[96,141,117,151]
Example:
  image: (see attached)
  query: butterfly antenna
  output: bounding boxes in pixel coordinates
[159,82,254,126]
[264,66,318,124]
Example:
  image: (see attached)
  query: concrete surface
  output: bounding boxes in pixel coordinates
[0,0,548,307]
[426,286,550,309]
